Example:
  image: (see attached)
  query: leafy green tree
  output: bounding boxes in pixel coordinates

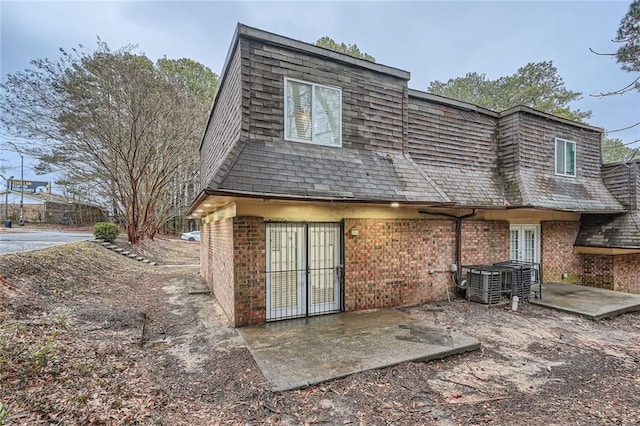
[589,0,639,162]
[428,61,590,122]
[0,41,217,244]
[592,0,640,97]
[615,0,640,73]
[157,57,218,101]
[611,0,640,161]
[315,36,375,62]
[602,138,637,163]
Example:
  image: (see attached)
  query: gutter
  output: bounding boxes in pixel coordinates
[419,209,477,289]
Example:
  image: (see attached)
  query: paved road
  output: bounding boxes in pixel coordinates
[0,230,94,255]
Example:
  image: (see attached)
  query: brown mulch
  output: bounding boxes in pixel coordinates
[1,241,639,425]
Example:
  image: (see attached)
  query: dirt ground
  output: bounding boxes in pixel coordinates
[1,240,639,425]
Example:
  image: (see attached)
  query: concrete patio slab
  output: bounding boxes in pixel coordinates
[238,308,480,391]
[531,283,640,320]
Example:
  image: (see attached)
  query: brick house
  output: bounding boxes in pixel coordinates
[1,190,106,225]
[576,160,640,292]
[189,24,639,327]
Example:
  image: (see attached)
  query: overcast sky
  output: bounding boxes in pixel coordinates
[1,0,638,186]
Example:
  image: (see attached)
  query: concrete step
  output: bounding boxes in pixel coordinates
[92,238,156,266]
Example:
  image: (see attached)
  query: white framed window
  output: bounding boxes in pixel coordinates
[284,77,342,147]
[555,137,576,177]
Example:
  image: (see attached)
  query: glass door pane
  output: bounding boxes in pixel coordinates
[510,229,520,260]
[509,224,541,283]
[523,228,536,263]
[308,223,341,315]
[266,223,306,320]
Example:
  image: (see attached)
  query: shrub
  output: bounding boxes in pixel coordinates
[93,222,119,242]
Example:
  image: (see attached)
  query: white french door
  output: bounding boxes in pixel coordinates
[266,223,342,321]
[509,224,541,280]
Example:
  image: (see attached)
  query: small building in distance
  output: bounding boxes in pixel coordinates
[0,190,106,225]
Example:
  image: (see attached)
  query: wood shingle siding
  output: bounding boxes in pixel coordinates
[407,98,498,169]
[200,24,624,213]
[495,110,622,212]
[200,45,243,188]
[407,93,504,206]
[602,161,638,211]
[577,161,640,249]
[514,112,602,179]
[243,38,408,153]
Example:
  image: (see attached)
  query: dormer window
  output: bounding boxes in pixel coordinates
[555,138,576,177]
[284,78,342,147]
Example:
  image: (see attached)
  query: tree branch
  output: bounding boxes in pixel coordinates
[606,122,640,134]
[588,47,617,57]
[590,75,640,97]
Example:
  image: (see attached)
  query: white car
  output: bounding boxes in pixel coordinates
[181,230,201,242]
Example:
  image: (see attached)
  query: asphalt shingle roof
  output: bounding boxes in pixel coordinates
[206,139,625,212]
[417,165,505,206]
[576,212,640,249]
[208,139,451,203]
[505,169,623,212]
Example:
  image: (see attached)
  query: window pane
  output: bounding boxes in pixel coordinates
[510,229,519,260]
[524,229,535,263]
[566,142,576,176]
[313,85,341,146]
[556,139,565,174]
[286,81,312,140]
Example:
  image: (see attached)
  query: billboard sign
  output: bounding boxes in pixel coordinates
[10,180,51,194]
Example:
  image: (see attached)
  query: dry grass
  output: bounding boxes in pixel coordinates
[1,240,639,425]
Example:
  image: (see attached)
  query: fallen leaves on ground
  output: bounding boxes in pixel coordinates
[1,240,639,425]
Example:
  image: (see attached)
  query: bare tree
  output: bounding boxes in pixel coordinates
[0,42,216,244]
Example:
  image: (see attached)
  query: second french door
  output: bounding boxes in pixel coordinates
[266,222,343,321]
[509,224,541,281]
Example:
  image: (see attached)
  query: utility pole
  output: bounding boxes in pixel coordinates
[1,174,14,225]
[7,142,24,225]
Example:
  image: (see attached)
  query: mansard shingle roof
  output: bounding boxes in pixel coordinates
[208,139,452,204]
[506,168,624,212]
[576,212,640,249]
[198,24,626,214]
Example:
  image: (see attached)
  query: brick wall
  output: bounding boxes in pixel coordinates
[581,254,614,290]
[221,217,513,324]
[542,221,581,283]
[461,220,509,266]
[202,218,236,325]
[343,218,456,311]
[579,253,640,293]
[233,217,266,326]
[613,254,640,294]
[201,223,210,284]
[3,203,104,225]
